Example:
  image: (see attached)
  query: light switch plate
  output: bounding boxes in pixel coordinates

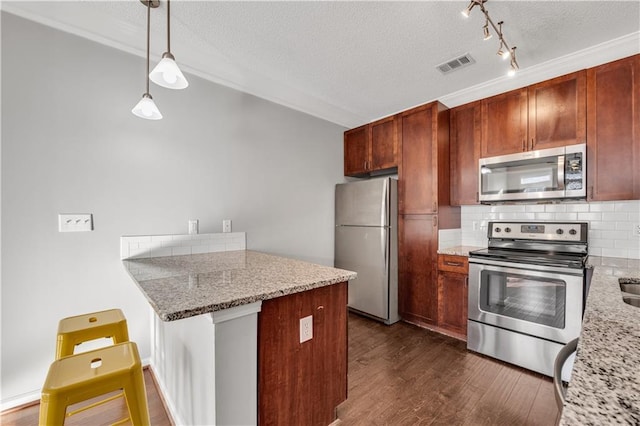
[223,219,232,233]
[59,214,93,232]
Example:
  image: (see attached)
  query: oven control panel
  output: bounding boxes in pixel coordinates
[488,222,587,242]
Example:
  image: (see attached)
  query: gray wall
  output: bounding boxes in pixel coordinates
[1,12,345,403]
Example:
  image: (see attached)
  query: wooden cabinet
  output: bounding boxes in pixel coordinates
[344,125,369,176]
[258,282,347,426]
[587,54,640,201]
[399,102,452,215]
[481,71,586,157]
[481,88,528,157]
[437,255,469,339]
[398,215,438,326]
[397,101,460,328]
[450,101,481,206]
[344,116,398,177]
[528,71,586,151]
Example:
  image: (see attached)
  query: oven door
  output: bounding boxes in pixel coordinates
[468,259,584,344]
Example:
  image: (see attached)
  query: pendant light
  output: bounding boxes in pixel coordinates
[149,0,189,89]
[132,0,162,120]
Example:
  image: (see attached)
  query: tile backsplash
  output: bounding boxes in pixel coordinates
[440,200,639,259]
[120,232,246,259]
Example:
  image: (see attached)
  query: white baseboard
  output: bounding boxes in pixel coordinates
[147,362,187,426]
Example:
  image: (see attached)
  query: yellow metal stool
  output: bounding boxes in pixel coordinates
[39,341,150,425]
[56,309,129,359]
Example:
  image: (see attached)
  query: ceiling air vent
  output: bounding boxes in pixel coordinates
[436,53,476,75]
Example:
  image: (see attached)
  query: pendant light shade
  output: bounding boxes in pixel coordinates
[132,0,162,120]
[150,0,188,90]
[150,53,189,89]
[132,93,163,120]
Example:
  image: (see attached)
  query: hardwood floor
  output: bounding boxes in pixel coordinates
[2,314,559,426]
[337,313,560,426]
[1,368,172,426]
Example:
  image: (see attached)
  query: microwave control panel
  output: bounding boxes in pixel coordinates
[488,221,588,242]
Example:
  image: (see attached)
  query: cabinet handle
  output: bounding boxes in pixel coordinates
[444,261,464,267]
[433,216,438,227]
[476,192,479,203]
[432,202,437,212]
[522,140,526,151]
[589,186,594,199]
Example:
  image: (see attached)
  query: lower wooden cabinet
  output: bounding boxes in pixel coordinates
[258,282,347,426]
[436,255,469,340]
[398,215,438,326]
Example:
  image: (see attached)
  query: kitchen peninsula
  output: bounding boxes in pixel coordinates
[122,241,356,426]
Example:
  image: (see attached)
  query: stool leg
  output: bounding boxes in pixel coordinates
[123,368,151,426]
[39,394,67,426]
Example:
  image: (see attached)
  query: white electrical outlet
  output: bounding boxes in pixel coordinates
[188,219,199,235]
[300,315,313,343]
[59,214,93,232]
[223,219,232,233]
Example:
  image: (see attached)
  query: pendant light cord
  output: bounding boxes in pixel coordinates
[145,0,151,95]
[166,0,171,54]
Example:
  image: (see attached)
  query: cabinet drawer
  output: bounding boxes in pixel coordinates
[437,254,468,274]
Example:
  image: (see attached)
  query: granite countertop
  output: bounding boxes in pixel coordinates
[437,245,485,257]
[124,250,356,321]
[560,256,640,425]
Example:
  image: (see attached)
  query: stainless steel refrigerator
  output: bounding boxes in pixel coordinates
[334,178,399,325]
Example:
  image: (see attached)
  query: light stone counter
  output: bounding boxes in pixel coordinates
[560,256,640,425]
[437,245,485,257]
[124,250,356,321]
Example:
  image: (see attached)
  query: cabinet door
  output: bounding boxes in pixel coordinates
[437,271,468,337]
[344,125,369,176]
[481,88,528,157]
[258,282,347,426]
[400,104,436,214]
[398,215,438,325]
[587,54,640,201]
[528,71,586,151]
[370,115,398,171]
[450,101,481,206]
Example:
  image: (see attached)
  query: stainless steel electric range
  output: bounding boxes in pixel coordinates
[467,221,590,377]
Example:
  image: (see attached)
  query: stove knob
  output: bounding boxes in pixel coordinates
[504,227,511,233]
[569,229,577,235]
[494,227,501,233]
[556,229,564,235]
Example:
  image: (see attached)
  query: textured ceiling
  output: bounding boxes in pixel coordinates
[3,1,640,127]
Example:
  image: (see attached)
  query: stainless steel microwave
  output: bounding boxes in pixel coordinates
[478,144,586,203]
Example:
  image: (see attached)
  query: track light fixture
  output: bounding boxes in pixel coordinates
[461,0,520,76]
[132,0,162,120]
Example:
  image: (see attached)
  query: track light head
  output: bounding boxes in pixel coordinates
[461,1,475,18]
[483,23,492,40]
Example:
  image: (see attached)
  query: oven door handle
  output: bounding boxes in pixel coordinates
[468,257,584,276]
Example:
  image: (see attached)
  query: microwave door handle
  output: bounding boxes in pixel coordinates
[557,155,565,190]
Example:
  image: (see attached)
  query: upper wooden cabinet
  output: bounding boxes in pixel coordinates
[399,102,451,215]
[343,116,398,177]
[343,125,369,176]
[481,71,586,157]
[481,88,528,157]
[450,101,481,206]
[587,54,640,201]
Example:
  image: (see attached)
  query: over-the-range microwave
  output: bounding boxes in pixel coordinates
[478,143,586,203]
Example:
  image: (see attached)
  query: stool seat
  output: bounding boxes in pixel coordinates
[40,342,150,425]
[56,309,129,359]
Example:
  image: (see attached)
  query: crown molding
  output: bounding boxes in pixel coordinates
[439,31,640,109]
